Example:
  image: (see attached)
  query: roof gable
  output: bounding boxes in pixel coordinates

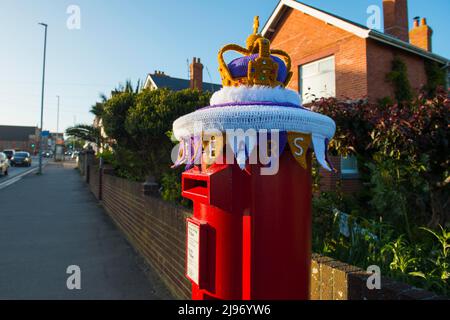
[262,0,370,40]
[145,74,221,92]
[262,0,449,64]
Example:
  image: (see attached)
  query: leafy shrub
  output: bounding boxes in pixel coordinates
[96,149,115,165]
[95,85,211,185]
[311,89,450,227]
[386,56,413,103]
[160,170,191,208]
[312,191,449,295]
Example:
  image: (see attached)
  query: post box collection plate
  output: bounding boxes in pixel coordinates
[186,220,200,285]
[186,218,207,287]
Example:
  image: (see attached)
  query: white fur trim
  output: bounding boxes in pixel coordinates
[210,85,301,106]
[173,104,335,140]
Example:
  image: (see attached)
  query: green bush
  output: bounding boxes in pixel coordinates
[386,56,413,103]
[99,87,211,184]
[312,192,449,296]
[96,149,115,165]
[160,170,191,208]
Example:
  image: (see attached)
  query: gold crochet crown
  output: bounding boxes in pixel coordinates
[218,16,293,88]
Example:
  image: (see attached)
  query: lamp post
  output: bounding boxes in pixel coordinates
[56,95,60,134]
[55,95,60,160]
[38,22,48,175]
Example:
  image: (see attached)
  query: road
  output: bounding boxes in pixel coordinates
[0,156,47,190]
[0,161,173,299]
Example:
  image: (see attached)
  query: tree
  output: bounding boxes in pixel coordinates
[90,94,107,117]
[310,89,449,228]
[102,91,137,149]
[310,98,377,159]
[65,137,84,150]
[370,90,449,227]
[66,124,103,148]
[125,88,211,180]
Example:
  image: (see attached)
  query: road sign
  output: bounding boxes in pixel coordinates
[41,131,50,137]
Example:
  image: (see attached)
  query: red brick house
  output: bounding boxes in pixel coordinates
[261,0,449,194]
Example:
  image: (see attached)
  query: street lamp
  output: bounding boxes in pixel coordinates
[38,22,48,175]
[56,95,60,134]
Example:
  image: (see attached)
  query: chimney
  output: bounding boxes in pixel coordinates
[190,57,203,91]
[383,0,409,42]
[154,70,168,76]
[409,17,433,51]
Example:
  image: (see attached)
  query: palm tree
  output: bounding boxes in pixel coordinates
[112,79,141,95]
[66,124,103,149]
[89,93,108,117]
[90,102,104,117]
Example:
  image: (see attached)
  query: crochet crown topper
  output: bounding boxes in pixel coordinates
[172,16,336,173]
[218,16,293,88]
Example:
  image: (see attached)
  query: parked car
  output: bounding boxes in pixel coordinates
[0,152,9,176]
[41,151,52,158]
[11,152,32,167]
[3,149,15,160]
[71,151,79,159]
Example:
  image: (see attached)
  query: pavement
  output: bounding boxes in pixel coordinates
[0,161,173,300]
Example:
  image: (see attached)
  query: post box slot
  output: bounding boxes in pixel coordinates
[183,178,209,199]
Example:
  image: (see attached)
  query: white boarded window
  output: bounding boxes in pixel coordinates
[300,56,336,103]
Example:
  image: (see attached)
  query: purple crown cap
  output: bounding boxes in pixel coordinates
[227,54,288,84]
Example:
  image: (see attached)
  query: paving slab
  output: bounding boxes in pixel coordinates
[0,162,173,300]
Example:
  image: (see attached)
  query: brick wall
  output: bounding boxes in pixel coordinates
[101,171,192,299]
[310,254,444,300]
[78,153,86,176]
[0,140,30,152]
[319,156,362,195]
[88,165,100,200]
[269,8,368,99]
[79,160,443,300]
[366,39,428,101]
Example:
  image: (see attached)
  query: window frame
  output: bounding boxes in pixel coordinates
[340,155,359,180]
[298,55,336,104]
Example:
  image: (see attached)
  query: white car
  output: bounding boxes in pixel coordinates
[0,152,10,176]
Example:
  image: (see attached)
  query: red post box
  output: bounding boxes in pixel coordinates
[182,148,313,300]
[183,163,249,300]
[173,17,335,300]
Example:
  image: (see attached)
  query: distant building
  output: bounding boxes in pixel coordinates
[0,125,40,154]
[47,132,65,151]
[144,57,222,92]
[93,117,112,153]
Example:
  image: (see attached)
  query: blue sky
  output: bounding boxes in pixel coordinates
[0,0,449,132]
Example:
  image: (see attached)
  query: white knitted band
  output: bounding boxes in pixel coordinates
[172,86,336,171]
[173,104,336,140]
[210,85,301,106]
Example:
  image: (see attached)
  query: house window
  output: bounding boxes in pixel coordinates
[299,56,336,103]
[447,70,450,90]
[340,155,359,179]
